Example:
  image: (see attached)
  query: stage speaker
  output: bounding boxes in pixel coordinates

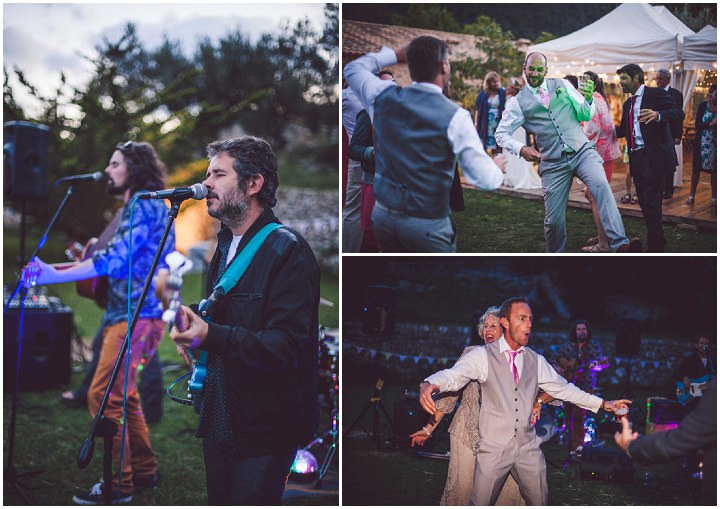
[615,319,641,356]
[393,399,434,448]
[4,309,73,391]
[579,446,634,482]
[3,121,50,201]
[363,285,396,335]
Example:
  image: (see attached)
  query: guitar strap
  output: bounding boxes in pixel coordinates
[198,222,283,318]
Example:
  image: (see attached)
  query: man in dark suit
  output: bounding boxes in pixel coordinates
[656,69,685,199]
[615,64,683,252]
[615,380,716,505]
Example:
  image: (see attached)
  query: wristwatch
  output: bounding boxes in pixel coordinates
[536,398,543,405]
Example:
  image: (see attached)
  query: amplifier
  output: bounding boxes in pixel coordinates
[4,309,74,391]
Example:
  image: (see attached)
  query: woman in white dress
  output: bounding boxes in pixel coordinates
[410,307,554,505]
[501,81,542,190]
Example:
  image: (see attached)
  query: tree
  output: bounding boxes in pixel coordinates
[450,16,524,106]
[666,4,717,32]
[391,4,461,33]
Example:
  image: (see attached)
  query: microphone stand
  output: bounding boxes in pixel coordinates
[4,183,78,505]
[76,198,181,505]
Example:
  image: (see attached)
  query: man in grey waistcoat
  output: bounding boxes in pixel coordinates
[344,36,505,253]
[419,297,631,505]
[496,52,642,253]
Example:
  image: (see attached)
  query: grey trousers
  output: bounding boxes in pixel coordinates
[371,203,456,253]
[540,146,628,253]
[471,436,548,506]
[342,160,363,253]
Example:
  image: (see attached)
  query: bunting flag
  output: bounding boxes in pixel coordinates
[399,355,407,362]
[383,352,393,361]
[654,361,660,369]
[640,361,647,368]
[413,355,423,364]
[428,356,435,364]
[368,349,376,357]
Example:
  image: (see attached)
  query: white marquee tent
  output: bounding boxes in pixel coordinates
[527,3,693,76]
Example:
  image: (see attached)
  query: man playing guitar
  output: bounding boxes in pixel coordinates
[555,319,608,458]
[675,334,715,409]
[22,141,175,504]
[169,136,320,506]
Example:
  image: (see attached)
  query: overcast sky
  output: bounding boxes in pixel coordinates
[3,3,328,115]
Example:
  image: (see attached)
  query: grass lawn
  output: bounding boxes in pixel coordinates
[455,191,716,253]
[342,383,704,506]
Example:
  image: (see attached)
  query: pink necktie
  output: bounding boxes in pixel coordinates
[538,87,550,108]
[508,350,520,385]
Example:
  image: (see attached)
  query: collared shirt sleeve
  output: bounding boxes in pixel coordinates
[564,78,596,122]
[536,353,603,412]
[495,96,527,158]
[343,46,398,121]
[426,346,489,392]
[448,108,504,190]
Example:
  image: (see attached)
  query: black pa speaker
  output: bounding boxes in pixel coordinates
[393,399,434,448]
[3,309,73,391]
[615,319,641,356]
[363,285,396,335]
[3,121,50,201]
[579,446,634,482]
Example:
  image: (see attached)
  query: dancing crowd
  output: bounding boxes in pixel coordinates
[342,36,716,253]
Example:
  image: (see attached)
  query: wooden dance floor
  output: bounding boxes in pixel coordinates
[489,157,716,230]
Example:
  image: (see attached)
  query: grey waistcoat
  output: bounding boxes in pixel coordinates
[373,85,460,219]
[478,340,539,447]
[516,78,589,165]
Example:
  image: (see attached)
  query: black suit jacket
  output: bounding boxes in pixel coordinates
[629,380,716,505]
[666,86,685,140]
[616,86,683,176]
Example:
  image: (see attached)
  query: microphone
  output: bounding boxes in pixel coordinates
[56,172,103,185]
[137,183,208,201]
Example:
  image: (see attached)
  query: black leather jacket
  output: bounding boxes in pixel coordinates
[198,208,320,455]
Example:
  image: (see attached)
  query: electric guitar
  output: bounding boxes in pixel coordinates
[160,251,207,412]
[675,375,713,405]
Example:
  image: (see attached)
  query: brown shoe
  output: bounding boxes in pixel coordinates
[616,237,642,253]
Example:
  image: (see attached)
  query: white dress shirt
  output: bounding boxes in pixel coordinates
[496,79,596,158]
[425,335,603,412]
[630,84,647,149]
[344,46,504,191]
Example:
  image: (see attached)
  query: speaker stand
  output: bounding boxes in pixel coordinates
[344,335,393,451]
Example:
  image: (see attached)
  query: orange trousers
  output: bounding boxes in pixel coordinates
[87,319,164,494]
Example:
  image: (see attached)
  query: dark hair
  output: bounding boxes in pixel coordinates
[583,70,608,104]
[564,75,579,89]
[116,141,167,193]
[709,84,717,94]
[407,36,448,83]
[206,136,278,208]
[525,52,547,68]
[499,296,530,325]
[696,333,712,344]
[616,64,645,85]
[378,69,395,80]
[569,319,593,343]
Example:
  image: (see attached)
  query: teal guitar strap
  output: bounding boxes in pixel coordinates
[216,222,283,295]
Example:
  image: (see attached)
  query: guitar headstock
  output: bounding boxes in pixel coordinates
[161,251,193,330]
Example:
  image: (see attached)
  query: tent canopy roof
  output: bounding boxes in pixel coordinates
[683,25,717,70]
[527,4,694,75]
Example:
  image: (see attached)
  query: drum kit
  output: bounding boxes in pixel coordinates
[290,325,339,486]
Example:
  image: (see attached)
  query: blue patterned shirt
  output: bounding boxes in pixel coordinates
[92,193,176,326]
